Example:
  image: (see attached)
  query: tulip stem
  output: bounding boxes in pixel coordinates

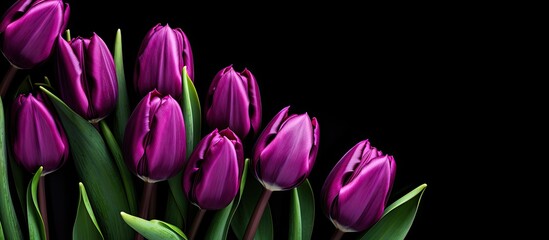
[331,228,345,240]
[243,188,273,240]
[188,208,206,240]
[0,65,17,97]
[39,176,49,240]
[135,181,156,240]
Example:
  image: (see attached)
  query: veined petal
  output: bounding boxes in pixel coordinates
[87,33,117,119]
[243,68,262,135]
[56,35,89,117]
[252,106,290,168]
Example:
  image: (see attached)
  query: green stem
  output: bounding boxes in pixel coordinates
[38,176,49,240]
[135,182,156,240]
[243,188,272,240]
[188,208,206,240]
[0,65,18,97]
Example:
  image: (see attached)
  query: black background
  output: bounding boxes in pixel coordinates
[1,0,504,239]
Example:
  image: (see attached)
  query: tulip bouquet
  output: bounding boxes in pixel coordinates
[0,1,427,240]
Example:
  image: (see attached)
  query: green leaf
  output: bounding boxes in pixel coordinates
[73,183,104,240]
[0,218,4,240]
[165,68,202,227]
[0,97,23,240]
[289,179,315,240]
[40,87,133,239]
[108,29,131,145]
[358,184,427,240]
[26,167,45,240]
[120,212,187,240]
[231,165,273,240]
[99,121,137,214]
[7,138,27,218]
[205,158,250,240]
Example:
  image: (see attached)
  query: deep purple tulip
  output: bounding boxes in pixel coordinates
[134,23,193,99]
[123,90,186,182]
[252,106,319,191]
[11,93,69,175]
[183,128,244,210]
[0,0,69,69]
[205,65,261,139]
[321,140,396,232]
[56,34,118,121]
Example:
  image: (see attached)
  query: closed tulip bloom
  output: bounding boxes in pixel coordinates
[56,34,118,121]
[205,65,261,139]
[12,93,69,175]
[183,128,244,210]
[134,23,193,99]
[123,90,186,182]
[0,0,69,69]
[252,106,319,191]
[321,140,396,232]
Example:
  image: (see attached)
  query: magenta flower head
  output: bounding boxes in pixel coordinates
[252,106,319,191]
[0,0,69,69]
[205,65,261,139]
[11,93,69,175]
[183,128,244,210]
[134,23,194,99]
[123,90,186,183]
[56,34,117,122]
[321,140,396,232]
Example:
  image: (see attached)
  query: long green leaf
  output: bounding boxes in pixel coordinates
[26,167,45,240]
[165,67,202,227]
[41,87,133,239]
[0,97,23,240]
[231,166,273,240]
[99,121,137,214]
[7,145,26,217]
[205,158,250,240]
[289,179,315,240]
[120,212,187,240]
[0,218,4,240]
[358,184,427,240]
[109,28,130,145]
[73,183,104,240]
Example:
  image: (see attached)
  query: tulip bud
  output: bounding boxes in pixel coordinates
[0,0,69,69]
[55,34,118,122]
[205,65,261,139]
[183,128,244,210]
[134,23,194,99]
[321,140,396,232]
[11,93,69,175]
[123,90,186,182]
[252,106,319,191]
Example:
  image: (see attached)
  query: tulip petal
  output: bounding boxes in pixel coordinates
[174,28,193,81]
[258,114,313,190]
[0,0,33,32]
[252,106,289,168]
[87,33,117,119]
[56,36,89,118]
[243,68,262,135]
[2,0,65,68]
[331,156,393,232]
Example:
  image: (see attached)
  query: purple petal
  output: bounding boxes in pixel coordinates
[252,106,290,170]
[243,68,262,136]
[87,33,117,119]
[56,35,89,117]
[2,0,66,68]
[0,0,33,32]
[174,27,193,81]
[257,113,313,190]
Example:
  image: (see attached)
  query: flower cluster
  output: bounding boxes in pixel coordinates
[0,1,426,240]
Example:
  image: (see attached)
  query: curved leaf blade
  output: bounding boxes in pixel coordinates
[41,87,133,239]
[205,158,250,240]
[289,179,315,240]
[73,183,104,240]
[99,121,136,214]
[26,167,45,240]
[109,28,130,145]
[0,97,23,240]
[231,165,273,240]
[120,212,187,240]
[358,184,427,240]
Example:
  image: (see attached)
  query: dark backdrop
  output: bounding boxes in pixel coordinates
[1,1,476,239]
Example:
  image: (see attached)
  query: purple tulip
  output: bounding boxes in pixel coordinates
[0,0,69,69]
[123,90,186,182]
[321,140,396,232]
[134,23,194,99]
[205,65,261,139]
[252,106,319,191]
[56,34,118,122]
[11,93,69,175]
[183,128,244,210]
